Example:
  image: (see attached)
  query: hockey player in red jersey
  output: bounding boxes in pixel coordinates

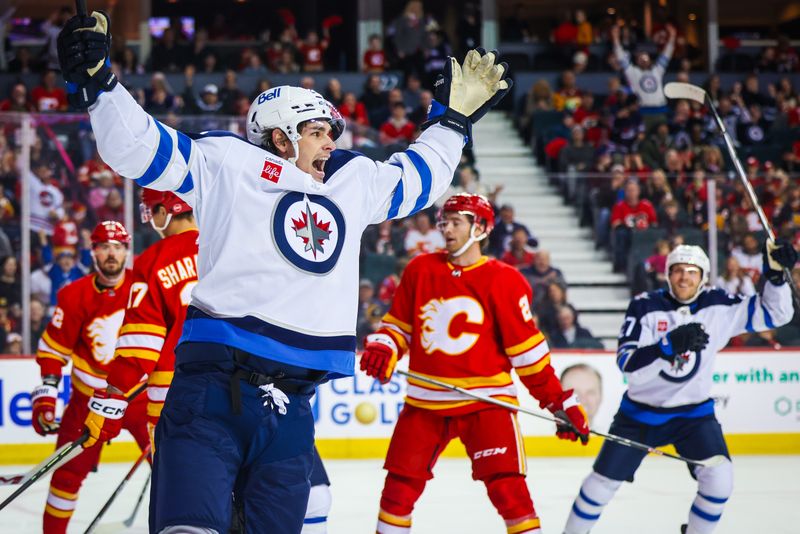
[84,190,198,450]
[361,193,590,534]
[31,221,150,534]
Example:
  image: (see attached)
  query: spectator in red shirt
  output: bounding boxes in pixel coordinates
[379,102,416,147]
[339,92,370,127]
[31,70,67,112]
[0,82,34,112]
[363,34,387,73]
[500,227,537,270]
[611,179,658,272]
[298,29,329,72]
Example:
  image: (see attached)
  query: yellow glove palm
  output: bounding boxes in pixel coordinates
[447,50,510,118]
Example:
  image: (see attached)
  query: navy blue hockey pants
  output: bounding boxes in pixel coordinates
[149,342,323,534]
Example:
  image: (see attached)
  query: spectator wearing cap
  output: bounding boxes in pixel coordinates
[610,179,658,272]
[185,82,224,116]
[37,230,92,306]
[489,204,536,258]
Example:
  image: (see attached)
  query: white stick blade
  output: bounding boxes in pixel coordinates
[664,82,706,104]
[697,454,728,468]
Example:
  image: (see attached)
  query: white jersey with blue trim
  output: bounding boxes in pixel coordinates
[616,282,792,411]
[89,85,463,377]
[614,41,674,109]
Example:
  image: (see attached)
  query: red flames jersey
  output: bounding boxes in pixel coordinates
[377,252,562,416]
[105,229,199,421]
[37,271,133,398]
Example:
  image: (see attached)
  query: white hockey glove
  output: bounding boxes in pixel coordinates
[424,48,513,146]
[57,11,117,109]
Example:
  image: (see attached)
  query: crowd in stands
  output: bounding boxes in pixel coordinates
[0,1,796,352]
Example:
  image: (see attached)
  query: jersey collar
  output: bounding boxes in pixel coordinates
[446,255,488,274]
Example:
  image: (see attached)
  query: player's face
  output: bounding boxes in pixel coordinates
[669,264,702,301]
[296,121,337,181]
[438,212,476,254]
[93,242,128,278]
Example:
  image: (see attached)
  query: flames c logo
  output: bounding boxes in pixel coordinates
[86,309,125,364]
[419,296,484,356]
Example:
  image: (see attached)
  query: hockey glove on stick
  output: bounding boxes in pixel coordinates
[546,389,589,445]
[360,333,399,384]
[424,48,513,146]
[31,376,61,436]
[659,323,709,363]
[83,389,128,448]
[763,239,799,285]
[57,10,117,109]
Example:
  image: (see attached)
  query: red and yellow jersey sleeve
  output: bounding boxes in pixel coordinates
[36,283,84,378]
[492,267,564,407]
[106,230,199,421]
[106,249,166,393]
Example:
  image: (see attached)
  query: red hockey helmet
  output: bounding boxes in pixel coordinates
[440,193,495,235]
[90,220,131,247]
[140,189,192,224]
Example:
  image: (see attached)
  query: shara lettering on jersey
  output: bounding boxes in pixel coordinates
[157,255,199,289]
[261,158,283,183]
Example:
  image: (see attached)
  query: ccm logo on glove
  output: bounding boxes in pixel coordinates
[88,398,127,419]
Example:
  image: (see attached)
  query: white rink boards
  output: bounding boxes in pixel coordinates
[1,455,798,533]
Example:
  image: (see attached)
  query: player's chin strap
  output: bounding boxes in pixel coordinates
[149,214,172,237]
[449,222,488,258]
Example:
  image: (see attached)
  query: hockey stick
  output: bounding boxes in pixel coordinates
[0,384,146,511]
[83,443,151,534]
[92,472,150,534]
[398,369,726,468]
[76,0,87,17]
[664,81,800,306]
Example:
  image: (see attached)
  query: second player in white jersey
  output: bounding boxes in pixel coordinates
[564,242,797,534]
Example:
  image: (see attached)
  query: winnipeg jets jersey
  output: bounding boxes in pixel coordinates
[614,40,674,109]
[89,85,463,377]
[616,282,792,421]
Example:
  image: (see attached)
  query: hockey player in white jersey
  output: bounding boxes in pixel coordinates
[563,242,797,534]
[57,10,511,534]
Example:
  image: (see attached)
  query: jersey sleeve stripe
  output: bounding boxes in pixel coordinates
[147,385,169,402]
[40,331,72,358]
[175,131,195,194]
[384,327,409,353]
[383,313,412,334]
[149,371,174,386]
[120,323,168,336]
[509,340,549,367]
[745,295,756,333]
[505,332,545,357]
[386,163,405,220]
[405,149,432,215]
[760,302,775,329]
[37,352,68,364]
[115,347,161,361]
[72,368,108,390]
[116,333,166,351]
[134,120,175,187]
[406,383,517,402]
[515,354,551,377]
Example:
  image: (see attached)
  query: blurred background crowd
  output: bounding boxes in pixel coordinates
[0,0,798,353]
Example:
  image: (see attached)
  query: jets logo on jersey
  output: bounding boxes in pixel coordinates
[419,296,484,356]
[659,349,702,383]
[273,191,345,275]
[639,74,658,93]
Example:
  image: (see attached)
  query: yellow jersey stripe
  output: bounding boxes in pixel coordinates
[120,323,167,336]
[383,313,412,334]
[515,355,551,377]
[378,510,412,527]
[49,487,77,500]
[507,517,541,533]
[148,371,174,386]
[406,370,512,390]
[115,348,160,361]
[40,331,73,357]
[44,504,74,519]
[505,332,545,357]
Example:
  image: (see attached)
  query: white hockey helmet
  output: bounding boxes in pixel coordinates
[246,86,345,164]
[665,244,710,302]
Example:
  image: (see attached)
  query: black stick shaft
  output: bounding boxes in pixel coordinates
[76,0,87,17]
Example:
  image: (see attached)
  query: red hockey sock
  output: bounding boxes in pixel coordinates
[379,473,427,517]
[484,474,539,529]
